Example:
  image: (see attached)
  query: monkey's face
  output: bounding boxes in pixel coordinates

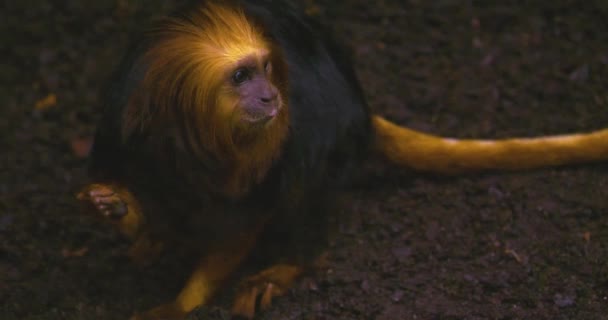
[123,4,290,162]
[222,53,282,131]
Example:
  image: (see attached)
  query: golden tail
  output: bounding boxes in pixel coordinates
[372,115,608,174]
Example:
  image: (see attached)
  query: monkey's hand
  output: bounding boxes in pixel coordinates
[77,184,164,265]
[77,184,127,219]
[232,264,303,319]
[76,183,143,240]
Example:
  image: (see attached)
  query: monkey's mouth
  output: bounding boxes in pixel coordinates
[243,107,279,125]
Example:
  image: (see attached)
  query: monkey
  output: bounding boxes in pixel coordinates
[76,0,608,319]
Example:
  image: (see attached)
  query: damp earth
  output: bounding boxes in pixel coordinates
[2,1,608,319]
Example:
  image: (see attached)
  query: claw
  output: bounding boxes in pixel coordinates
[260,283,274,310]
[232,281,285,318]
[231,264,303,318]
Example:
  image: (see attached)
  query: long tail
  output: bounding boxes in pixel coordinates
[372,115,608,174]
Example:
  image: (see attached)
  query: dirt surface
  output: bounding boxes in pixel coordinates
[2,1,608,319]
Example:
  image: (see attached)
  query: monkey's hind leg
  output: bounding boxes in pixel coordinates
[77,183,162,264]
[132,227,263,320]
[232,263,303,319]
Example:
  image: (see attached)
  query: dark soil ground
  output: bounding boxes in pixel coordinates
[2,1,608,319]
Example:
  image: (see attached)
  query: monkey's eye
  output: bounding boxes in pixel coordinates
[232,68,250,85]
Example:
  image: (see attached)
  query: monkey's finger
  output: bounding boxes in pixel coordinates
[88,186,115,197]
[232,286,259,319]
[260,283,275,310]
[92,194,121,205]
[76,184,115,201]
[97,203,127,219]
[90,199,128,220]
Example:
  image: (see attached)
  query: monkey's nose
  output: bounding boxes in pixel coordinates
[260,94,277,103]
[259,87,279,103]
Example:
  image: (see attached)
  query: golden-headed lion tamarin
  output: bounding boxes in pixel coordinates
[77,0,608,319]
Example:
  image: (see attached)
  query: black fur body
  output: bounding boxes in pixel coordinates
[88,0,372,260]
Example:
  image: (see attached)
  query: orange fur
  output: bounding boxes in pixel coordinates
[373,115,608,174]
[122,1,290,197]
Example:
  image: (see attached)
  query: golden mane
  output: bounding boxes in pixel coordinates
[122,1,290,197]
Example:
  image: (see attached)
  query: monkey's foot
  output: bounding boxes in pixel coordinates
[77,183,143,240]
[232,264,303,319]
[130,302,186,320]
